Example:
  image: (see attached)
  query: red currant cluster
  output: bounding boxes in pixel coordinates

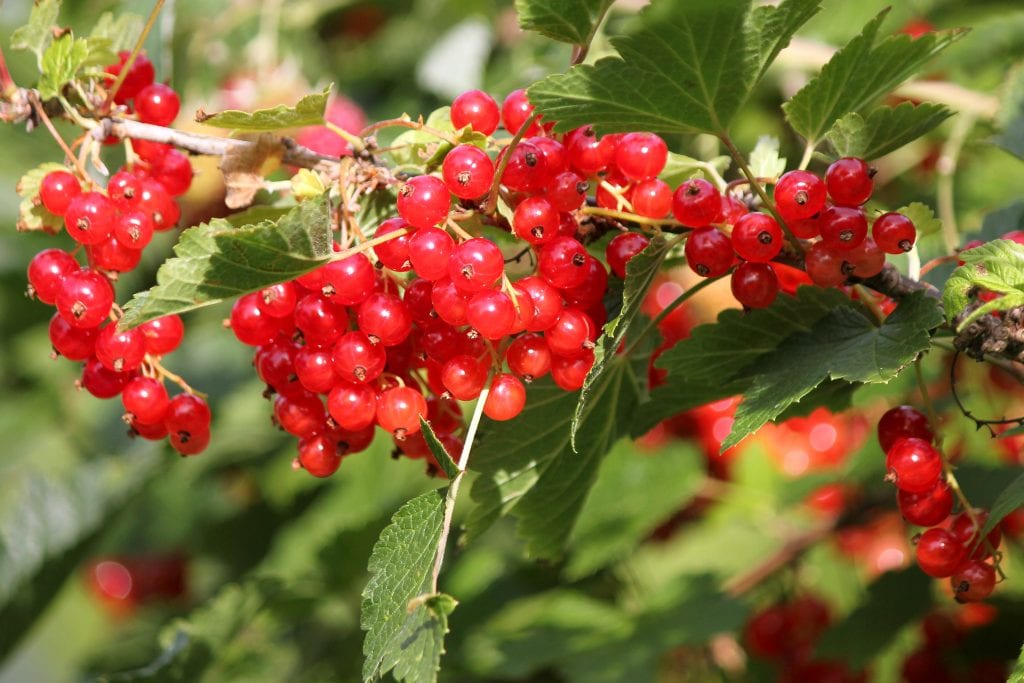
[744,594,866,683]
[878,406,1003,601]
[25,52,207,455]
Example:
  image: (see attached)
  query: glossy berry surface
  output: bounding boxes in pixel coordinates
[950,560,997,602]
[614,132,667,181]
[732,213,783,262]
[448,238,504,292]
[774,170,826,222]
[915,528,965,578]
[826,157,874,206]
[731,262,779,309]
[886,437,943,493]
[606,233,650,279]
[500,89,538,136]
[408,227,455,280]
[39,170,81,215]
[513,196,559,245]
[877,405,933,451]
[451,90,500,135]
[397,175,450,228]
[873,212,917,254]
[376,386,428,437]
[672,178,722,228]
[897,481,953,527]
[819,206,868,251]
[65,192,117,245]
[442,144,494,199]
[57,268,114,328]
[483,374,526,421]
[135,83,181,126]
[538,237,589,289]
[684,227,732,278]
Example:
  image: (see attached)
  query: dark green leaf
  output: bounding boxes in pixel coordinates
[38,33,89,99]
[89,12,144,53]
[783,10,964,145]
[467,367,640,559]
[816,569,932,667]
[528,0,756,136]
[10,0,61,68]
[943,239,1024,330]
[979,470,1024,539]
[119,194,333,328]
[725,292,942,448]
[361,488,450,683]
[572,235,669,446]
[197,85,332,131]
[420,418,459,480]
[747,0,822,83]
[826,102,953,160]
[514,0,613,45]
[16,162,66,233]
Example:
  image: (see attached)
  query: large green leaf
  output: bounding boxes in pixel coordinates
[572,235,669,446]
[37,33,89,99]
[514,0,613,45]
[528,0,757,136]
[197,85,332,131]
[783,10,964,146]
[826,102,953,160]
[10,0,61,68]
[725,292,942,448]
[467,365,640,559]
[361,488,451,683]
[747,0,822,84]
[119,194,333,328]
[943,239,1024,330]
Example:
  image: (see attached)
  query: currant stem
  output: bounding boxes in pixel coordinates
[580,206,685,229]
[102,0,167,112]
[149,356,207,399]
[28,92,92,184]
[359,115,458,146]
[324,120,366,154]
[483,113,538,216]
[430,381,490,594]
[328,226,409,263]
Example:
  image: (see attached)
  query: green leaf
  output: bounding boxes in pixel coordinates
[572,235,669,446]
[898,201,943,237]
[816,569,932,667]
[388,108,454,167]
[197,85,332,131]
[361,488,450,683]
[748,135,787,179]
[725,292,942,448]
[89,12,144,52]
[826,102,953,160]
[16,162,66,233]
[658,152,731,188]
[979,470,1024,540]
[565,441,703,579]
[514,0,613,45]
[783,10,964,146]
[420,418,459,480]
[747,0,822,84]
[943,239,1024,330]
[119,194,333,328]
[527,0,757,136]
[38,33,89,99]
[0,453,159,660]
[10,0,61,68]
[1012,643,1024,683]
[467,367,640,559]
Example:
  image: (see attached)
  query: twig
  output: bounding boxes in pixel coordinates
[102,0,167,111]
[360,115,458,146]
[580,205,685,229]
[947,351,1024,435]
[483,113,538,216]
[28,92,92,182]
[724,521,835,596]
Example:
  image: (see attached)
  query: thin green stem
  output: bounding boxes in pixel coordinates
[580,205,686,229]
[798,141,815,171]
[325,121,366,154]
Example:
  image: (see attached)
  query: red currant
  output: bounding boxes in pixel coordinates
[873,212,916,254]
[732,212,783,262]
[630,179,672,218]
[49,313,98,360]
[606,233,650,279]
[950,560,996,602]
[139,315,184,355]
[916,528,966,578]
[898,482,953,527]
[684,227,732,278]
[95,323,146,372]
[538,236,588,289]
[28,248,78,304]
[466,289,516,339]
[408,227,455,280]
[448,238,504,292]
[819,206,868,251]
[332,331,386,383]
[451,90,500,135]
[878,405,933,451]
[545,171,589,212]
[135,83,181,126]
[442,355,488,400]
[672,178,722,228]
[774,170,826,222]
[327,381,378,431]
[506,333,552,381]
[358,292,413,346]
[122,377,170,425]
[397,175,450,229]
[376,386,428,438]
[886,437,943,493]
[483,373,526,421]
[297,435,342,477]
[731,262,779,309]
[826,157,874,206]
[500,89,539,136]
[57,268,114,328]
[65,192,117,245]
[442,144,494,200]
[374,218,412,272]
[39,170,82,216]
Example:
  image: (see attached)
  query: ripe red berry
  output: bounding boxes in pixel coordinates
[139,315,184,355]
[886,437,943,493]
[877,405,933,451]
[164,393,211,452]
[113,210,155,251]
[606,233,650,279]
[376,386,428,438]
[294,294,346,348]
[319,253,376,305]
[273,390,326,438]
[498,141,548,193]
[915,528,966,578]
[743,604,789,659]
[327,381,378,431]
[546,171,589,212]
[293,346,338,393]
[230,292,282,346]
[89,236,142,273]
[506,333,552,381]
[28,248,78,304]
[133,178,179,230]
[57,268,114,328]
[873,212,917,254]
[731,212,783,262]
[684,227,732,278]
[774,170,827,222]
[297,435,342,477]
[358,292,413,346]
[150,148,193,196]
[550,349,594,391]
[257,282,298,318]
[122,377,170,425]
[65,192,117,245]
[731,262,779,309]
[566,126,616,177]
[898,481,953,527]
[39,170,82,216]
[950,560,997,602]
[451,90,500,135]
[538,237,589,289]
[448,238,505,292]
[614,132,668,181]
[397,175,451,228]
[332,331,386,383]
[374,218,413,272]
[49,313,98,360]
[95,324,146,372]
[80,357,135,399]
[546,308,595,358]
[819,206,868,251]
[562,256,608,309]
[442,144,494,199]
[483,374,526,421]
[950,510,1002,560]
[672,178,722,228]
[442,355,488,401]
[500,89,539,136]
[431,277,471,326]
[105,50,155,103]
[630,179,672,218]
[513,196,559,245]
[135,83,181,126]
[826,157,875,206]
[804,242,846,288]
[844,236,886,278]
[408,227,455,280]
[516,275,562,331]
[528,136,567,174]
[466,289,516,339]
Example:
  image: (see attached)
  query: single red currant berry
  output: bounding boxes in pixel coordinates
[774,170,827,222]
[170,427,210,456]
[122,376,170,425]
[545,171,589,212]
[915,528,966,578]
[873,212,917,254]
[254,340,298,390]
[105,50,155,103]
[374,217,413,271]
[297,435,342,477]
[431,277,471,326]
[95,324,146,372]
[513,196,559,245]
[878,405,933,451]
[545,308,595,358]
[130,139,172,164]
[397,175,451,228]
[65,192,117,245]
[790,213,822,239]
[108,170,140,209]
[516,275,562,331]
[826,157,875,206]
[950,510,1002,560]
[498,141,548,193]
[376,386,428,438]
[133,178,179,230]
[89,236,142,273]
[614,132,668,181]
[231,292,282,346]
[672,178,723,228]
[844,236,886,278]
[684,227,732,278]
[57,268,114,328]
[720,194,749,225]
[135,83,181,126]
[164,393,212,442]
[408,227,455,281]
[448,238,505,292]
[442,144,494,200]
[467,289,516,339]
[506,333,552,381]
[327,381,378,431]
[451,89,500,135]
[950,560,996,602]
[442,355,488,400]
[804,242,846,288]
[500,88,539,136]
[150,148,193,197]
[886,437,943,493]
[561,256,608,309]
[529,136,567,173]
[319,252,375,305]
[630,179,672,219]
[566,126,616,177]
[538,236,588,289]
[293,294,345,348]
[257,282,298,318]
[28,248,78,304]
[273,390,326,438]
[293,346,339,393]
[129,416,169,440]
[113,210,155,251]
[732,213,783,262]
[332,331,387,383]
[39,170,82,216]
[80,357,135,399]
[49,313,98,360]
[358,292,413,346]
[139,315,184,355]
[819,206,868,251]
[731,262,779,309]
[606,233,650,279]
[898,481,954,527]
[483,373,526,421]
[550,349,594,391]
